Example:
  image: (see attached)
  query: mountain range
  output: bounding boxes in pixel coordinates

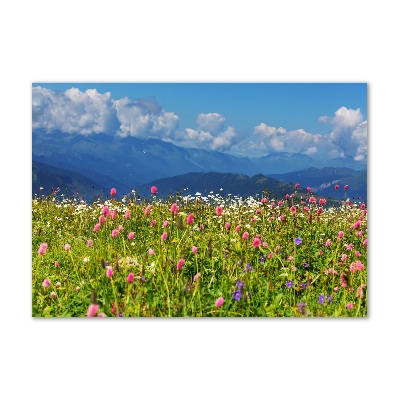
[32,130,367,203]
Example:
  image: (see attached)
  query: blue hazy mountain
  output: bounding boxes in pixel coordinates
[32,130,367,198]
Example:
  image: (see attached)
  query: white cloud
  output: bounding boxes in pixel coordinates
[196,113,225,134]
[319,106,363,128]
[114,97,179,139]
[32,86,119,134]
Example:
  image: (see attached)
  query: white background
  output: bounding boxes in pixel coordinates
[1,1,398,399]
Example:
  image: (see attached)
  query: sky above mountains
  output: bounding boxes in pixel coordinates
[32,83,367,162]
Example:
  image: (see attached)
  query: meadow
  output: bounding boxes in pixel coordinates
[32,185,367,317]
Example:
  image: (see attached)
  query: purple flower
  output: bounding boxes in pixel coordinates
[327,294,333,304]
[260,255,265,263]
[303,263,309,268]
[236,280,245,290]
[141,276,147,281]
[294,237,302,245]
[301,282,308,290]
[286,280,294,289]
[298,302,306,314]
[118,312,124,317]
[318,294,325,305]
[232,290,242,301]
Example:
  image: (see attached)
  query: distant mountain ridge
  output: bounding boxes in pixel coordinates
[32,130,367,196]
[267,167,367,201]
[135,171,337,203]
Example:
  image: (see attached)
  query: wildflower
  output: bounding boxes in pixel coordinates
[106,267,113,278]
[102,205,111,219]
[235,225,241,233]
[187,213,194,225]
[301,283,308,290]
[303,263,308,268]
[318,295,325,305]
[253,237,261,248]
[326,294,333,304]
[298,302,306,314]
[151,186,157,194]
[118,312,124,317]
[194,273,201,282]
[98,313,106,318]
[87,304,99,317]
[38,243,48,256]
[346,303,353,310]
[128,232,135,240]
[112,209,118,220]
[295,183,299,189]
[170,203,179,214]
[357,287,363,298]
[309,197,316,204]
[286,280,294,289]
[177,258,185,270]
[42,279,51,288]
[363,239,368,247]
[225,222,230,230]
[325,239,332,247]
[145,205,151,216]
[232,290,242,301]
[335,184,339,190]
[340,273,348,288]
[93,223,101,233]
[200,224,204,230]
[64,244,71,251]
[344,185,349,191]
[110,188,116,197]
[242,231,249,240]
[353,221,361,230]
[294,237,302,245]
[236,280,245,290]
[127,273,134,283]
[118,225,123,231]
[161,232,168,241]
[111,229,119,238]
[76,286,81,292]
[355,250,361,258]
[125,209,131,219]
[307,187,312,192]
[349,262,357,273]
[345,243,354,251]
[56,282,61,288]
[338,231,344,239]
[87,239,93,247]
[341,254,347,262]
[55,261,59,267]
[215,297,224,307]
[319,198,326,206]
[192,246,198,254]
[163,221,169,227]
[261,197,267,203]
[260,255,265,263]
[356,260,365,271]
[216,206,223,216]
[148,248,155,255]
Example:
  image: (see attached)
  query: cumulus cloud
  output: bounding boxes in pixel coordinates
[32,86,119,134]
[171,113,244,152]
[250,106,367,162]
[253,124,324,155]
[114,97,179,139]
[319,106,363,128]
[320,107,367,160]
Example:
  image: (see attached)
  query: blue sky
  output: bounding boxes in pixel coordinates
[32,82,367,161]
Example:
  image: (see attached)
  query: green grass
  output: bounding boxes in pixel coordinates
[32,190,367,317]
